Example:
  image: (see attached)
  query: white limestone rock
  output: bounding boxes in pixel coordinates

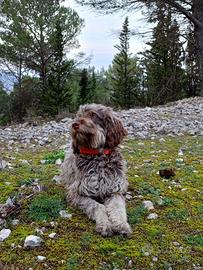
[24,235,43,248]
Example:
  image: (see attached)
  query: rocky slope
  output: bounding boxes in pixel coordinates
[0,97,202,149]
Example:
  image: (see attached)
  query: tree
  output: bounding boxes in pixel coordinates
[142,3,186,105]
[0,83,10,125]
[185,25,200,97]
[79,68,90,105]
[107,17,142,108]
[76,0,203,96]
[9,76,41,122]
[0,0,84,92]
[46,19,75,115]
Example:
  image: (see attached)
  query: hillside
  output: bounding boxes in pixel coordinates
[0,98,203,270]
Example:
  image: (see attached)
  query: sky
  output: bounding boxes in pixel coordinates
[64,0,151,70]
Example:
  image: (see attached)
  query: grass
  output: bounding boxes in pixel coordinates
[0,135,203,269]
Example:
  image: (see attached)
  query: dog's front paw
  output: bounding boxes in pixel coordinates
[112,222,132,237]
[96,221,113,237]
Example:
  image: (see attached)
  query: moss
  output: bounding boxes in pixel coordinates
[0,136,203,269]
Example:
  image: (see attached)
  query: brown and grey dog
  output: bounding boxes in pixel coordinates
[59,104,132,236]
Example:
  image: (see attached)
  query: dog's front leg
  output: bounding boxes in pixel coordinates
[67,188,112,236]
[105,194,132,236]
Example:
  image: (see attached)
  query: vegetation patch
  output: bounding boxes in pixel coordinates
[27,193,66,221]
[0,136,202,269]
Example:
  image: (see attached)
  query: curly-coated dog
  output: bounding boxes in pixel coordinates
[59,104,132,236]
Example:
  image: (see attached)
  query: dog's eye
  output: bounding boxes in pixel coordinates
[89,112,97,118]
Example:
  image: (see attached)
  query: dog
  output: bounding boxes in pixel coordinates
[59,104,132,236]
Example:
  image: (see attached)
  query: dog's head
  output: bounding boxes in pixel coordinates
[71,104,127,153]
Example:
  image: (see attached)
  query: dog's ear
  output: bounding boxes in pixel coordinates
[105,114,127,148]
[72,140,79,154]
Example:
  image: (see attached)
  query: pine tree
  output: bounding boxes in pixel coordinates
[108,17,141,108]
[0,83,10,125]
[143,3,185,105]
[79,68,90,105]
[46,19,75,115]
[185,25,200,97]
[0,0,83,93]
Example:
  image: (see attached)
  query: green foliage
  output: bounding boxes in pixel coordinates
[0,83,10,125]
[81,233,92,249]
[127,204,148,225]
[185,235,203,246]
[142,3,186,105]
[138,182,160,195]
[0,136,203,268]
[43,150,65,164]
[166,208,189,221]
[107,17,143,108]
[0,0,84,119]
[28,193,65,221]
[67,256,80,270]
[9,76,41,122]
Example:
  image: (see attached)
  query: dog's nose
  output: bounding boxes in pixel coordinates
[72,122,80,129]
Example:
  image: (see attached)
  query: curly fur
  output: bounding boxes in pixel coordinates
[59,104,132,236]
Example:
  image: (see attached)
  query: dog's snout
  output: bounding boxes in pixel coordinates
[72,122,80,129]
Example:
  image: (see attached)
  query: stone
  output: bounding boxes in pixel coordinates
[59,210,72,219]
[55,158,62,165]
[49,232,57,239]
[37,255,46,262]
[0,159,8,170]
[0,228,11,241]
[147,213,158,219]
[152,256,158,262]
[21,159,30,165]
[142,200,154,210]
[24,235,43,248]
[12,219,20,226]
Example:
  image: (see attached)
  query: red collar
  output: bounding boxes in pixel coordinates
[79,148,112,155]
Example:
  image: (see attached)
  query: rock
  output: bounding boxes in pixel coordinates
[55,158,62,165]
[173,241,180,246]
[40,160,47,165]
[0,97,202,145]
[142,200,154,210]
[12,219,20,226]
[21,159,30,165]
[152,256,158,262]
[50,221,58,227]
[0,159,8,170]
[59,210,72,219]
[49,232,57,239]
[6,197,14,207]
[24,235,43,248]
[37,255,46,262]
[0,228,11,241]
[147,213,158,220]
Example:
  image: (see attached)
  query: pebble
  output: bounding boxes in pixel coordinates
[0,159,8,170]
[147,213,158,219]
[12,219,20,226]
[0,228,11,241]
[0,97,202,146]
[24,235,43,248]
[59,210,72,219]
[49,232,57,239]
[55,158,62,165]
[37,255,46,262]
[152,256,158,262]
[142,200,154,210]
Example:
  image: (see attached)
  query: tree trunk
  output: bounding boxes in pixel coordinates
[193,1,203,96]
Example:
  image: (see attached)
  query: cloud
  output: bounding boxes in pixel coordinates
[64,0,150,68]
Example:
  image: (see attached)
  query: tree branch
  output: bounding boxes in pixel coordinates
[165,0,203,28]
